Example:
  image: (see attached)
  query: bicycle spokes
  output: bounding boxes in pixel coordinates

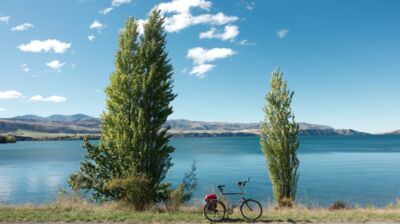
[203,200,226,222]
[240,199,263,221]
[204,178,262,222]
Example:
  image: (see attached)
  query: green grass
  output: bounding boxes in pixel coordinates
[1,198,400,223]
[0,207,203,223]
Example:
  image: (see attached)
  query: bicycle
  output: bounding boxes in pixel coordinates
[203,177,263,222]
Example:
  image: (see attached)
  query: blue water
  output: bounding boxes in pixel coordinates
[0,135,400,207]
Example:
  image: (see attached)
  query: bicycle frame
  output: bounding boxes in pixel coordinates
[204,177,262,222]
[217,182,247,210]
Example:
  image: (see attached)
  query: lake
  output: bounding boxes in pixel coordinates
[0,135,400,207]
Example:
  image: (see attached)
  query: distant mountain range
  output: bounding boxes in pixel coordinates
[165,119,370,136]
[0,114,397,140]
[387,130,400,135]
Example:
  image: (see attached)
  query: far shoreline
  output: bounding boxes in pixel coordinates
[1,132,400,144]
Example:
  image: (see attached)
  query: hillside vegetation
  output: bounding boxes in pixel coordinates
[0,114,372,140]
[0,134,16,143]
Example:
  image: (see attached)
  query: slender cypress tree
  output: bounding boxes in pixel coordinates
[134,9,176,191]
[69,10,176,204]
[260,68,300,207]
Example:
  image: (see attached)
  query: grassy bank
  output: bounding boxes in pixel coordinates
[0,134,16,144]
[1,197,400,223]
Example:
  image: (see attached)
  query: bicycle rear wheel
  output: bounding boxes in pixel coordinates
[203,199,226,222]
[240,199,262,221]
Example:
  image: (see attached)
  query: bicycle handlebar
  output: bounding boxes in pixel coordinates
[243,176,250,187]
[218,177,251,191]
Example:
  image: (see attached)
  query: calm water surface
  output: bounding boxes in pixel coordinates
[0,135,400,206]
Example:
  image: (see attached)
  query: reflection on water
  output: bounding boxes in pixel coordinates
[0,135,400,206]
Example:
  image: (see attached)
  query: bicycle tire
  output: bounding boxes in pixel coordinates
[203,199,226,222]
[240,198,263,221]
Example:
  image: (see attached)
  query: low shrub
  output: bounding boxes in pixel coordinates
[329,200,348,210]
[105,175,154,211]
[278,197,295,208]
[0,135,16,143]
[166,161,197,211]
[167,185,185,211]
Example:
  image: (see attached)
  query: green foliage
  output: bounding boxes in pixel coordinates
[69,9,176,206]
[260,68,300,207]
[0,135,16,143]
[105,175,154,211]
[155,182,172,203]
[166,161,197,211]
[68,139,118,200]
[180,161,198,203]
[167,185,185,211]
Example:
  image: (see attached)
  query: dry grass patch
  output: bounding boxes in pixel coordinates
[1,196,400,223]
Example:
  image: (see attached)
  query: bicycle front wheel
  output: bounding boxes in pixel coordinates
[240,199,263,221]
[203,200,226,222]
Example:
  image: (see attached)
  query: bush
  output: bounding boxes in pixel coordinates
[278,197,295,208]
[0,135,16,143]
[167,185,185,211]
[68,173,89,192]
[105,175,154,211]
[181,161,198,203]
[155,182,172,203]
[166,161,197,211]
[329,200,348,210]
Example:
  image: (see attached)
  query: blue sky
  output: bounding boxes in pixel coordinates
[0,0,399,133]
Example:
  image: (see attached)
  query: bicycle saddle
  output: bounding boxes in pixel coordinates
[237,181,243,186]
[217,185,225,188]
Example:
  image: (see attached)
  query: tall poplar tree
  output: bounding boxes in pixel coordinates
[260,68,300,207]
[135,9,176,189]
[69,10,176,204]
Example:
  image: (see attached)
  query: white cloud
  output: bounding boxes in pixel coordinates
[237,0,255,10]
[0,16,10,24]
[30,95,66,103]
[46,60,66,70]
[101,0,130,15]
[164,12,238,33]
[187,47,236,65]
[90,20,105,30]
[147,0,237,33]
[245,1,255,10]
[112,0,131,7]
[21,64,30,72]
[240,39,255,46]
[0,90,24,100]
[11,23,33,31]
[187,47,236,77]
[277,29,289,38]
[99,7,113,15]
[246,2,256,11]
[18,39,71,53]
[71,63,76,69]
[199,25,239,41]
[157,0,212,14]
[189,64,214,77]
[0,107,6,112]
[88,35,95,41]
